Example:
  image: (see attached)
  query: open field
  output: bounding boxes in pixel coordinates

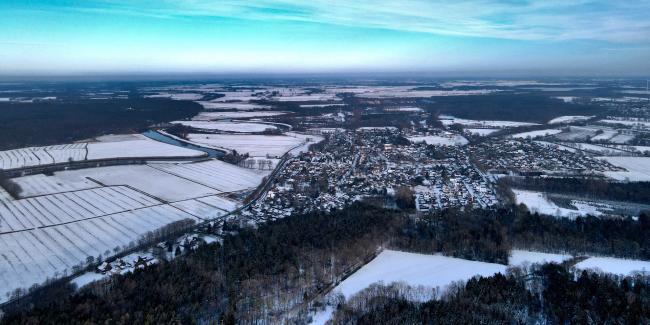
[192,111,288,121]
[172,121,277,133]
[187,134,306,157]
[511,129,562,139]
[598,156,650,181]
[0,135,205,171]
[408,134,468,146]
[151,160,269,192]
[547,115,593,124]
[331,250,506,300]
[0,204,199,303]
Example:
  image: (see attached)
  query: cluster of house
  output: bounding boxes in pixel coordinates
[468,139,623,176]
[245,128,500,219]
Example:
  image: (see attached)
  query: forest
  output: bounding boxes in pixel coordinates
[0,98,201,150]
[331,263,649,324]
[2,203,648,324]
[499,176,650,204]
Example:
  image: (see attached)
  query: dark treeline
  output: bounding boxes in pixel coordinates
[332,263,650,324]
[420,94,605,123]
[397,207,650,262]
[3,204,649,324]
[0,99,201,150]
[500,176,650,204]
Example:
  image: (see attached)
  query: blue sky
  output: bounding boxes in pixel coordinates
[1,0,649,76]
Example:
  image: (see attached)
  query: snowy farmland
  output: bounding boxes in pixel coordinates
[0,135,205,171]
[408,134,469,146]
[512,189,606,218]
[330,250,507,300]
[439,115,539,128]
[192,111,288,121]
[575,257,650,275]
[0,204,200,303]
[465,128,500,136]
[171,121,277,133]
[151,160,270,193]
[0,152,266,302]
[511,129,563,139]
[547,115,593,124]
[187,134,308,157]
[598,157,650,181]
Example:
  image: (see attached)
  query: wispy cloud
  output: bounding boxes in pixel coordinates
[53,0,650,42]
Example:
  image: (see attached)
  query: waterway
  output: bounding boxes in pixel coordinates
[142,130,225,158]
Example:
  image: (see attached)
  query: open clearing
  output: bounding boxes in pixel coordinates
[511,129,563,139]
[331,250,506,300]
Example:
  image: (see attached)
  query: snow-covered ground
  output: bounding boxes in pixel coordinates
[548,115,593,124]
[196,101,271,110]
[0,203,199,303]
[187,134,307,157]
[575,257,650,275]
[598,157,650,181]
[172,121,277,133]
[554,96,578,103]
[599,118,650,129]
[408,134,469,146]
[331,250,506,300]
[87,134,205,160]
[512,189,604,218]
[151,160,270,192]
[465,128,501,136]
[192,111,288,121]
[511,129,563,139]
[590,129,618,142]
[24,165,222,202]
[439,115,538,128]
[0,144,87,170]
[385,107,423,112]
[509,250,572,266]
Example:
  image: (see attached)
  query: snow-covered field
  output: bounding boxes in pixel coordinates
[385,107,423,112]
[509,250,572,266]
[563,143,627,156]
[440,115,538,128]
[598,157,650,181]
[575,257,650,275]
[30,165,221,202]
[465,128,501,136]
[0,136,205,171]
[331,250,506,300]
[591,129,619,142]
[512,189,602,218]
[196,101,271,110]
[599,118,650,129]
[151,160,269,192]
[87,134,204,160]
[355,88,499,98]
[0,144,87,170]
[192,111,288,121]
[553,126,600,141]
[172,121,277,133]
[548,115,593,124]
[0,204,199,303]
[511,129,562,139]
[187,134,306,157]
[408,134,468,146]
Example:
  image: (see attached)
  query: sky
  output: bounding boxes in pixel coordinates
[1,0,649,77]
